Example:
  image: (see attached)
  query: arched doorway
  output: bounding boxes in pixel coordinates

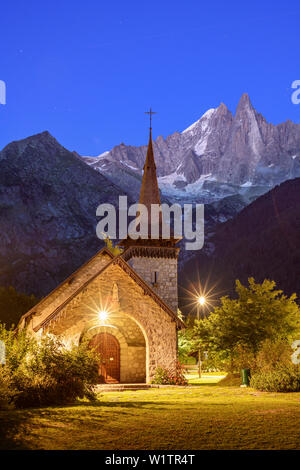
[89,332,120,383]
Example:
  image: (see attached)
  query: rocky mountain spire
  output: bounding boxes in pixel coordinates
[85,94,300,197]
[235,93,254,118]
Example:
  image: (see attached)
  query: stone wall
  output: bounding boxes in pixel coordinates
[127,346,146,383]
[21,250,112,333]
[128,256,178,312]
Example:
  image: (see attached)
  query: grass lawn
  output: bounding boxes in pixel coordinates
[187,375,226,385]
[1,380,300,450]
[185,371,226,376]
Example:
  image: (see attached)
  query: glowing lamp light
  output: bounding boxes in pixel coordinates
[98,310,108,322]
[198,296,206,306]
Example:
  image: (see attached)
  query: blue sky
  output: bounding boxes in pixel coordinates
[0,0,299,155]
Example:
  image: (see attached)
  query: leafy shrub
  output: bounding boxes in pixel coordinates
[151,362,188,386]
[0,366,18,409]
[250,365,300,392]
[218,341,293,376]
[0,324,35,371]
[13,335,100,408]
[249,340,300,392]
[254,339,293,373]
[151,366,170,384]
[0,324,100,408]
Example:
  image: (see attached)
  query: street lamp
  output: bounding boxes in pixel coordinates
[197,296,206,378]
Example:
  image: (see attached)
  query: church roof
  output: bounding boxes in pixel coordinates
[18,247,184,332]
[139,128,161,211]
[18,247,114,327]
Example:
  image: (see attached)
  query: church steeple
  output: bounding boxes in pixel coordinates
[119,109,180,313]
[138,126,161,214]
[119,109,180,249]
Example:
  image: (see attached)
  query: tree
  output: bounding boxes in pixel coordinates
[178,314,198,363]
[0,286,39,328]
[194,278,300,363]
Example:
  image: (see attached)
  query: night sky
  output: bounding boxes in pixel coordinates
[0,0,299,156]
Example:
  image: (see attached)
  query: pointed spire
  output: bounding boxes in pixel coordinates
[138,127,161,212]
[118,110,181,248]
[235,93,254,118]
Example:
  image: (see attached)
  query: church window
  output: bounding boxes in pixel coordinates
[152,271,159,286]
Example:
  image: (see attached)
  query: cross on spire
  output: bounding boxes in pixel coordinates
[145,107,157,130]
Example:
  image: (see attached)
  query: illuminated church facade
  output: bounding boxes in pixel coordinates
[18,122,184,383]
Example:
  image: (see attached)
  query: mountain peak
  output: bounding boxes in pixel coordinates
[0,131,64,159]
[235,93,257,120]
[218,102,227,110]
[235,93,255,116]
[21,130,56,143]
[239,92,251,103]
[182,108,215,134]
[215,102,232,117]
[8,131,59,148]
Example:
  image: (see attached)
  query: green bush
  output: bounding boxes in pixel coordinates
[0,366,18,409]
[151,362,188,386]
[0,323,35,371]
[254,339,293,373]
[13,335,100,408]
[250,365,300,392]
[249,340,300,392]
[0,324,100,408]
[151,366,169,384]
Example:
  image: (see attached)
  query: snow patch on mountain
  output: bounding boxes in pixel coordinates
[184,173,216,192]
[98,151,109,158]
[193,109,216,156]
[158,171,187,189]
[182,108,215,135]
[120,161,139,170]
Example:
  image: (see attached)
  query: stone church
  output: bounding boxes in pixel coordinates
[18,124,184,384]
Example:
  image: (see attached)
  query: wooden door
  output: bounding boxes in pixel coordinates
[89,332,120,384]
